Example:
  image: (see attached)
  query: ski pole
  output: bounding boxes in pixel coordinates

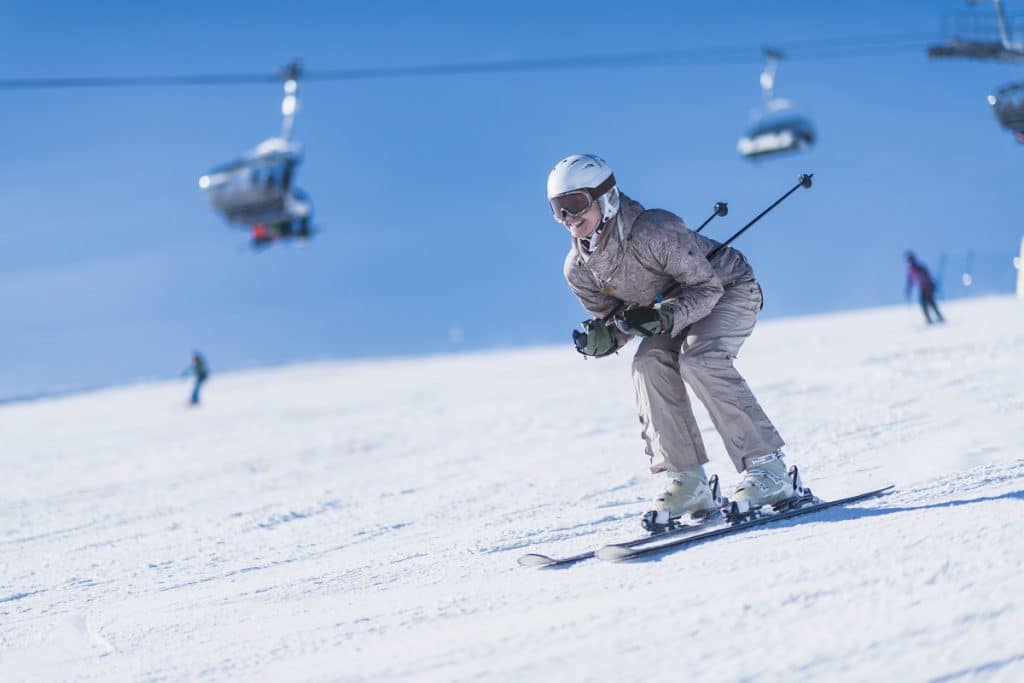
[706,173,812,259]
[599,173,813,323]
[694,201,728,234]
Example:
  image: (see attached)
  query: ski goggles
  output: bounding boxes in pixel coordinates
[549,174,616,221]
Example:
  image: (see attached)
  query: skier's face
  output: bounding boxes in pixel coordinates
[558,201,602,239]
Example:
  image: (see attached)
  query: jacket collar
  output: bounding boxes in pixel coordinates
[570,192,644,266]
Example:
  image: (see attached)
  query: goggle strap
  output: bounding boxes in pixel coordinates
[590,174,616,199]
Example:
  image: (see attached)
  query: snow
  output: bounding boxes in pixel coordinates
[2,295,1023,681]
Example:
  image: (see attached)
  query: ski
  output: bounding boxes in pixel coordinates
[517,512,722,569]
[518,474,729,569]
[595,484,895,562]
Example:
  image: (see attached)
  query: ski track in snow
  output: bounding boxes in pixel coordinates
[2,296,1023,681]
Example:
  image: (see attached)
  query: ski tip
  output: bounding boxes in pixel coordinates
[859,484,896,499]
[518,553,557,568]
[595,545,636,562]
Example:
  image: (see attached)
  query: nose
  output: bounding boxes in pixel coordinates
[561,211,583,227]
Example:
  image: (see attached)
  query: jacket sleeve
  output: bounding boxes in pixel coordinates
[642,214,724,336]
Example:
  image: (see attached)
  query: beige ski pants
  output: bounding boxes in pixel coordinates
[632,280,784,474]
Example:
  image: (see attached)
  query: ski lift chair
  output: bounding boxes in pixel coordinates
[738,111,816,159]
[988,81,1024,139]
[927,2,1024,63]
[199,138,303,226]
[738,48,816,160]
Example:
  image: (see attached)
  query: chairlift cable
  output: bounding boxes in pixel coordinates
[0,33,937,91]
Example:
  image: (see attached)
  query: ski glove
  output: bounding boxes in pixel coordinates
[572,318,619,357]
[614,304,674,337]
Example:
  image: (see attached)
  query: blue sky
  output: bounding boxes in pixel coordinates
[1,1,1021,397]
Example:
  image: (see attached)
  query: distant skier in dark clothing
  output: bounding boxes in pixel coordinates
[183,352,209,405]
[905,252,945,324]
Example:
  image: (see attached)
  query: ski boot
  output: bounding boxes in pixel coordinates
[726,450,814,523]
[641,467,725,533]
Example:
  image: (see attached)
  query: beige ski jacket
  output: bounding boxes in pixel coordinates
[564,193,756,338]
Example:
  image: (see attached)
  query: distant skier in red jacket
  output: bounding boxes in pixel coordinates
[905,252,945,324]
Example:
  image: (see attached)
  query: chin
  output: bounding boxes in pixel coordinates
[572,227,595,239]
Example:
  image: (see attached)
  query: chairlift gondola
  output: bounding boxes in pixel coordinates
[927,0,1024,63]
[738,49,816,160]
[198,61,316,247]
[988,81,1024,142]
[199,137,303,225]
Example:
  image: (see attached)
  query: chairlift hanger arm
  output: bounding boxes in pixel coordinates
[759,48,782,104]
[993,0,1017,49]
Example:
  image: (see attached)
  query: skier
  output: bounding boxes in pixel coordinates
[249,217,312,250]
[549,154,800,529]
[183,351,209,405]
[905,252,945,324]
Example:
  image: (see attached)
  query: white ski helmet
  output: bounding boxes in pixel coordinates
[546,154,620,223]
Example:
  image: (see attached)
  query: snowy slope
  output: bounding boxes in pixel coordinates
[2,296,1023,682]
